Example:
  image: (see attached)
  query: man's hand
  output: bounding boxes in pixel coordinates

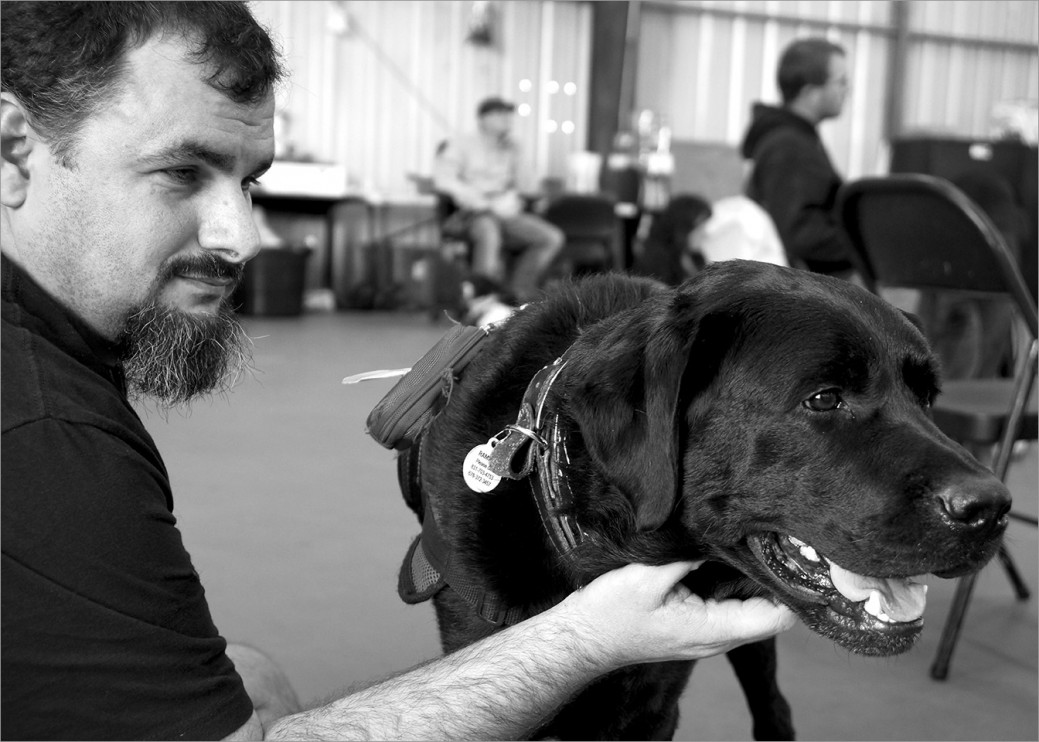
[554,561,797,670]
[257,561,794,741]
[488,190,522,218]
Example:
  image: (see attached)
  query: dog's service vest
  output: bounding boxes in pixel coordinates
[361,322,583,627]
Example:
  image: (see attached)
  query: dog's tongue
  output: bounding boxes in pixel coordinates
[829,562,927,622]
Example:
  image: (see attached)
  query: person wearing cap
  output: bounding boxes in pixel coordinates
[433,96,564,304]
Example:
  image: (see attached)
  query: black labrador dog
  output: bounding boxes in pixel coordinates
[393,260,1011,740]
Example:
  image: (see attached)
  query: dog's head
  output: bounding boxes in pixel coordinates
[560,260,1011,656]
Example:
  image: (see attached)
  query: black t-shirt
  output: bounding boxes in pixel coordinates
[1,255,253,740]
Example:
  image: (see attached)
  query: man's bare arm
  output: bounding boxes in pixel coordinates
[227,562,794,741]
[264,609,595,741]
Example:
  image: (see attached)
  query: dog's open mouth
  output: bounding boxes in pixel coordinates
[748,533,927,638]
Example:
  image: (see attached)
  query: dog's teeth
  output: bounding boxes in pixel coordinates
[799,544,820,562]
[862,591,895,623]
[863,590,884,619]
[787,536,820,563]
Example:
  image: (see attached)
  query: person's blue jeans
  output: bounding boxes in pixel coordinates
[468,212,564,302]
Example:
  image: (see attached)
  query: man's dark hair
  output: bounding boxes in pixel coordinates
[777,37,845,104]
[1,1,285,165]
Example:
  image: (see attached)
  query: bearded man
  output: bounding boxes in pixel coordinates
[0,2,297,737]
[1,3,793,740]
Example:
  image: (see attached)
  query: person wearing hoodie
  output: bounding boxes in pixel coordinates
[740,37,855,277]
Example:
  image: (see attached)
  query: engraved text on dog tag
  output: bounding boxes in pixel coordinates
[462,439,502,493]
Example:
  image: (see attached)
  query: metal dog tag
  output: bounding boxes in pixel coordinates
[486,426,537,479]
[462,438,502,493]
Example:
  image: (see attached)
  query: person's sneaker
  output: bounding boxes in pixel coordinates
[1012,440,1032,459]
[460,275,518,327]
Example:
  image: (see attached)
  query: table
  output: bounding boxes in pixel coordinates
[251,191,374,291]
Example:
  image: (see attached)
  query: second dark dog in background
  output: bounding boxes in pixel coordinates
[630,193,714,285]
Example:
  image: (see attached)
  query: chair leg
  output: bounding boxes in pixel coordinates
[930,571,979,680]
[997,543,1031,601]
[931,540,1031,680]
[930,334,1037,681]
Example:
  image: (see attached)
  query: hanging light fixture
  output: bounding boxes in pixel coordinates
[466,1,495,47]
[326,0,352,38]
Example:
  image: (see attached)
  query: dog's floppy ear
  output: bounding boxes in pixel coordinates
[899,309,925,333]
[562,292,702,531]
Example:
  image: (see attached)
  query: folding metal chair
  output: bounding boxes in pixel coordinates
[541,193,623,275]
[838,173,1038,679]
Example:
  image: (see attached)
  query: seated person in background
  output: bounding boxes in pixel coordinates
[434,97,564,303]
[740,37,856,278]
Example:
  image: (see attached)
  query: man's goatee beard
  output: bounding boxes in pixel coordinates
[120,302,252,408]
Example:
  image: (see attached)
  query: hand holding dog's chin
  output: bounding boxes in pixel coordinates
[553,561,797,670]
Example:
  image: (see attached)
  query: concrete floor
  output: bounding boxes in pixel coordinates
[141,309,1038,741]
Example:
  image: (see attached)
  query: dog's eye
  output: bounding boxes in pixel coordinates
[804,390,843,412]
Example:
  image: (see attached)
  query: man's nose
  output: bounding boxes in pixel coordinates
[197,187,262,264]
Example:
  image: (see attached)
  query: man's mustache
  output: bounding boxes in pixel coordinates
[163,253,244,286]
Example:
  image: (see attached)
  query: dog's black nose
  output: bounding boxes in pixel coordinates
[935,476,1012,530]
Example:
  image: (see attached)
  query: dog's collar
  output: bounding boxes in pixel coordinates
[399,354,584,629]
[484,355,586,557]
[531,410,586,555]
[485,355,567,478]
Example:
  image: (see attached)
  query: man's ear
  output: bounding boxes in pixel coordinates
[1,94,35,208]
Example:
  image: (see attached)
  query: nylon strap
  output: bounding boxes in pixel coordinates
[396,353,584,627]
[397,436,528,626]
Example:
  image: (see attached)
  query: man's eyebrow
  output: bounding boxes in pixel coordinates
[145,142,272,176]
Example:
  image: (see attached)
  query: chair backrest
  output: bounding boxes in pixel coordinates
[541,193,618,239]
[838,174,1037,340]
[541,193,621,272]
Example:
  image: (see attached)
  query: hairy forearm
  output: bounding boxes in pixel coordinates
[264,610,603,741]
[260,561,797,740]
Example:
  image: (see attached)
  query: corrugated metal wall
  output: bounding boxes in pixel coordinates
[905,0,1038,138]
[252,0,1037,192]
[251,0,591,197]
[636,0,1038,179]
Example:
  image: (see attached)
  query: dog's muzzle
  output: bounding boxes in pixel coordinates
[747,532,929,654]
